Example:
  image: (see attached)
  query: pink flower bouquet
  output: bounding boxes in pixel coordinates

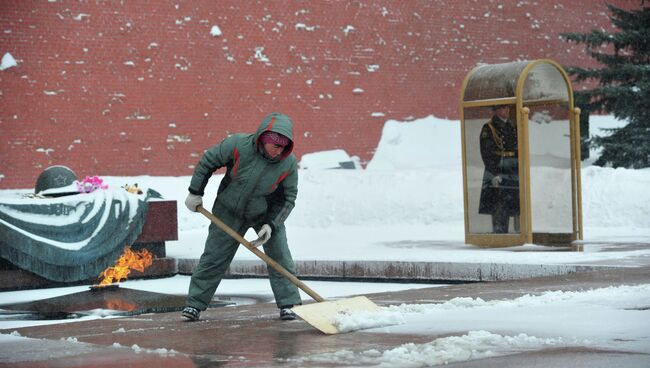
[76,176,109,193]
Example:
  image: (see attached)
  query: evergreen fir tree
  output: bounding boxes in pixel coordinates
[560,3,650,168]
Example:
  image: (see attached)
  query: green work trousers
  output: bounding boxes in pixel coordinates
[186,206,302,310]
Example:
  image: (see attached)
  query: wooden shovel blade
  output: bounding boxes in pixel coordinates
[291,296,380,334]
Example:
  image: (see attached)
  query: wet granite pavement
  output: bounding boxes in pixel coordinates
[1,260,649,367]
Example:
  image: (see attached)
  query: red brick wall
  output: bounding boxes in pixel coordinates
[0,0,633,189]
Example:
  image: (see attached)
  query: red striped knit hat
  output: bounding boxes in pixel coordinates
[260,131,290,146]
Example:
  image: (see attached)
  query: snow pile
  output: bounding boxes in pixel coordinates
[0,331,23,342]
[379,284,650,313]
[291,167,463,227]
[110,342,180,356]
[299,149,360,169]
[294,284,650,365]
[0,333,28,343]
[367,116,461,170]
[379,284,650,351]
[333,309,406,333]
[293,330,565,367]
[581,165,650,229]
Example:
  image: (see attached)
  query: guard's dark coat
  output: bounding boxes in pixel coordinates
[478,115,520,216]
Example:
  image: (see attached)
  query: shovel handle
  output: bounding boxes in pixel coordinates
[196,206,325,302]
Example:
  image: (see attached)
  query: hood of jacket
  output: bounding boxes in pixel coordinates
[255,112,295,160]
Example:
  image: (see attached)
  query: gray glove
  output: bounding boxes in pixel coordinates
[491,175,502,187]
[185,193,202,212]
[250,224,272,247]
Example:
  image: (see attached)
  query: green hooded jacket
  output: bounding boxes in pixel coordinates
[188,113,298,230]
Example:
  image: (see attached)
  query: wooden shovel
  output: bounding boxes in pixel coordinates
[197,205,380,334]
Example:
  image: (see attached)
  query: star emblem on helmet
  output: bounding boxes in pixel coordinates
[53,174,70,186]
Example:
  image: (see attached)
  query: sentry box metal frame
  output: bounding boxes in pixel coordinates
[459,59,583,247]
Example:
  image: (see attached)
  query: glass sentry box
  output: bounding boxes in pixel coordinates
[459,59,583,247]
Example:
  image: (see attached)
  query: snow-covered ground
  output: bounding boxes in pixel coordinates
[297,284,650,366]
[2,276,648,366]
[1,115,649,365]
